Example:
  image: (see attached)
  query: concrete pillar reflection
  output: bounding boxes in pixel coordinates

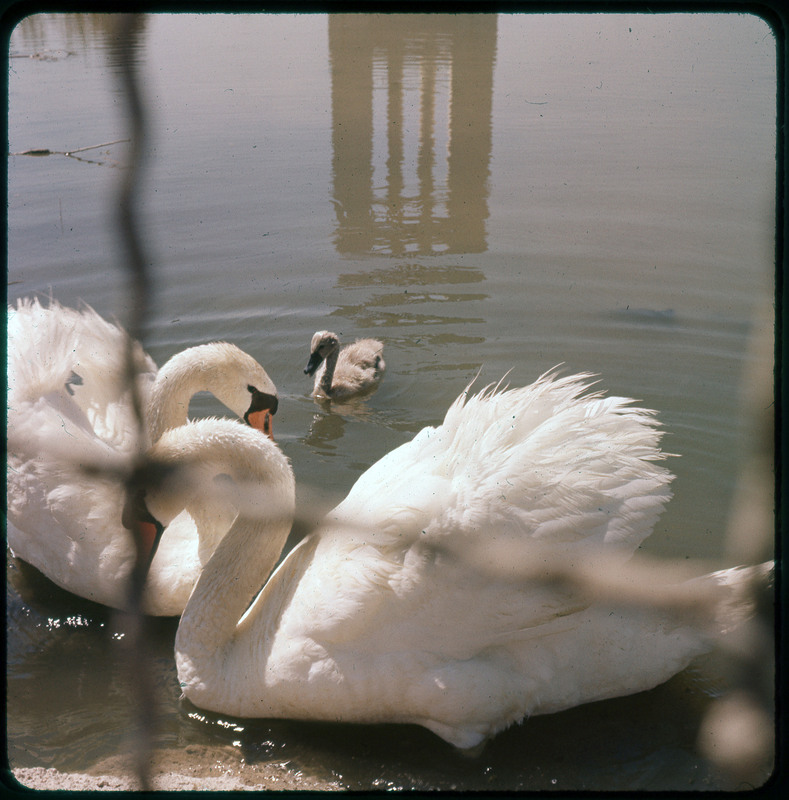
[329,15,497,256]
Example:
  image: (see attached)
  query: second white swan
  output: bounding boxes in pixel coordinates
[146,370,768,747]
[6,297,281,615]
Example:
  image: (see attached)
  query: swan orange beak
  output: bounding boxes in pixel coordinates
[245,389,277,440]
[135,520,162,569]
[247,409,274,440]
[121,487,165,588]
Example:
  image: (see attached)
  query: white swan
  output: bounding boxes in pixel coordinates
[154,370,768,748]
[303,330,385,399]
[6,296,281,615]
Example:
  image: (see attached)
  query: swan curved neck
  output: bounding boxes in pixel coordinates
[176,512,292,659]
[146,353,203,441]
[171,424,296,675]
[318,348,339,394]
[147,347,235,441]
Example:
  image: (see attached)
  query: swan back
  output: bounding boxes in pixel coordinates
[8,297,156,451]
[331,370,673,560]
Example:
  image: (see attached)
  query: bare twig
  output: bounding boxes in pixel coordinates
[66,139,130,155]
[9,138,129,157]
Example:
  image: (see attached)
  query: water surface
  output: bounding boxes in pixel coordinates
[6,12,776,790]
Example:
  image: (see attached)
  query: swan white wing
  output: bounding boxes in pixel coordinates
[329,372,673,559]
[301,373,674,648]
[8,299,190,612]
[430,379,674,561]
[8,297,156,451]
[256,374,677,743]
[7,442,130,606]
[8,300,143,606]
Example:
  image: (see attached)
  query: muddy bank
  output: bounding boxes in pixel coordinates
[10,744,344,791]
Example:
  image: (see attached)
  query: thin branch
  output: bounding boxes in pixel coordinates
[9,139,129,157]
[65,139,130,155]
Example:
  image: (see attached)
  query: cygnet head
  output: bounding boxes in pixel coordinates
[304,331,340,376]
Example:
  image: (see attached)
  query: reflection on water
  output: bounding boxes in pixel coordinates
[12,12,148,68]
[12,12,115,51]
[330,15,496,256]
[6,557,179,770]
[303,400,385,451]
[336,262,485,288]
[331,261,488,347]
[7,10,775,792]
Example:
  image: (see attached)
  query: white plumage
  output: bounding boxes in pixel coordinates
[169,370,767,748]
[6,297,280,615]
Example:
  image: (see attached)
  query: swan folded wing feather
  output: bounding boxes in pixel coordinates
[305,377,673,667]
[377,574,712,747]
[7,357,188,612]
[264,546,594,738]
[8,297,156,403]
[8,457,134,605]
[7,390,134,482]
[409,565,770,737]
[298,374,674,656]
[6,417,138,610]
[430,376,673,557]
[294,522,590,669]
[278,535,401,647]
[341,338,384,362]
[8,297,156,452]
[337,338,384,373]
[328,428,448,536]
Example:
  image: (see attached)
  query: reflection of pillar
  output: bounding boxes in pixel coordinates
[329,15,497,256]
[386,40,404,244]
[329,18,375,254]
[446,15,496,254]
[417,41,437,252]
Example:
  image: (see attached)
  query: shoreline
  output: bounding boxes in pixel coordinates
[9,745,345,792]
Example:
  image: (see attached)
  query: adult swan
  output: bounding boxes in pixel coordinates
[6,296,280,615]
[157,371,767,748]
